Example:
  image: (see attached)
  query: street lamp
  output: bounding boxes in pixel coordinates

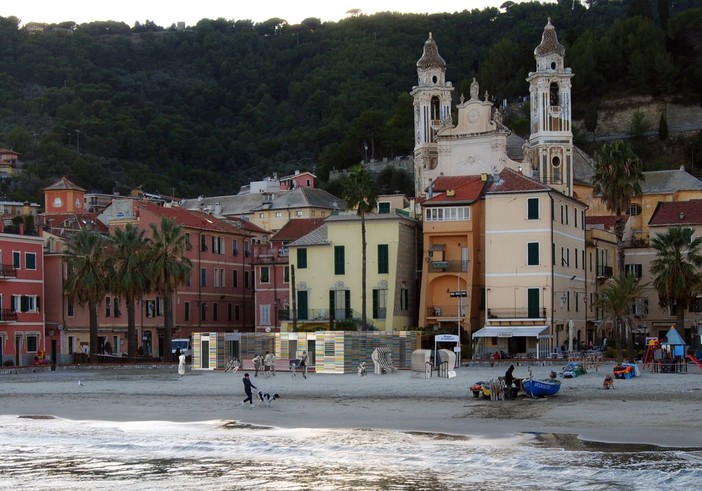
[363,140,368,163]
[75,130,80,153]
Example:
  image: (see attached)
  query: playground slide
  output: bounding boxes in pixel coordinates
[686,355,702,369]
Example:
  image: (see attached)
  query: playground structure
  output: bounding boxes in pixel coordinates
[643,327,689,373]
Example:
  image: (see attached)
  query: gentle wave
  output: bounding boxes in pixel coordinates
[1,416,700,490]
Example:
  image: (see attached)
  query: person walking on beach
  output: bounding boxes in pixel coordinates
[178,352,186,378]
[299,350,308,379]
[242,373,257,406]
[263,351,273,378]
[253,354,262,377]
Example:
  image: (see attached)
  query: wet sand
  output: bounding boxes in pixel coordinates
[1,362,701,448]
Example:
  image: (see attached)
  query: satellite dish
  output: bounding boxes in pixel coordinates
[265,327,271,333]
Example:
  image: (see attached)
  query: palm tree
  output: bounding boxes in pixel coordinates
[650,226,702,338]
[592,140,644,276]
[109,223,150,360]
[147,217,191,361]
[342,165,378,330]
[64,229,110,362]
[594,274,647,363]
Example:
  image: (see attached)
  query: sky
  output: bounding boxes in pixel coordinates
[3,1,533,28]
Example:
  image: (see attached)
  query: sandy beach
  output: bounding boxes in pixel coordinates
[1,361,701,449]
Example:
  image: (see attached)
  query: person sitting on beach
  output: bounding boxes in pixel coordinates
[603,374,614,390]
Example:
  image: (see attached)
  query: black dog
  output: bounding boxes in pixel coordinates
[257,390,280,407]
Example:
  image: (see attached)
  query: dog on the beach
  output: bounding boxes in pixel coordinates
[603,374,614,390]
[257,390,280,407]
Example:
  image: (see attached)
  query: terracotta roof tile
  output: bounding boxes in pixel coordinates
[140,202,248,235]
[487,167,551,194]
[585,215,627,231]
[271,218,326,242]
[425,175,486,204]
[649,200,702,226]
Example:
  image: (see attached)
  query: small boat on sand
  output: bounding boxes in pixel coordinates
[522,378,561,397]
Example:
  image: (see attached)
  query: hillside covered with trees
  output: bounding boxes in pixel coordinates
[0,0,700,203]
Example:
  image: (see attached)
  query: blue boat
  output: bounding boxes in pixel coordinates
[522,378,561,397]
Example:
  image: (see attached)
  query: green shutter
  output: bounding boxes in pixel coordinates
[372,290,379,318]
[378,244,389,274]
[334,246,345,274]
[528,242,539,265]
[345,290,351,319]
[297,248,307,268]
[528,198,539,219]
[297,291,308,320]
[528,289,540,318]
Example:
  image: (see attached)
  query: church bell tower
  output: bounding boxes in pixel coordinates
[411,33,453,197]
[526,19,574,197]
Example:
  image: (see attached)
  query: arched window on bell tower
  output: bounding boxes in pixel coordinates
[549,82,559,107]
[431,96,441,122]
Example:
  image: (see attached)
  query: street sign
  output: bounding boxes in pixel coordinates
[449,290,467,298]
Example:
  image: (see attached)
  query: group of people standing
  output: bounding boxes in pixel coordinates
[252,351,277,378]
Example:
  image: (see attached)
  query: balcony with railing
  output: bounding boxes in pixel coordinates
[596,265,613,280]
[0,264,17,278]
[427,260,469,273]
[426,305,467,319]
[487,307,546,320]
[278,308,361,323]
[252,247,290,264]
[0,308,18,322]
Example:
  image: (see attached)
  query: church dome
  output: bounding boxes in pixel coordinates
[416,33,446,69]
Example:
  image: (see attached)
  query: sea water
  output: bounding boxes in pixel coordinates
[1,415,700,490]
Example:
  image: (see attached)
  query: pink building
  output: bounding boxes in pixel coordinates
[0,232,46,366]
[279,170,316,190]
[252,218,325,330]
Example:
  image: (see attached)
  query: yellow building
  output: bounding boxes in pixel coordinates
[285,213,419,332]
[474,168,588,357]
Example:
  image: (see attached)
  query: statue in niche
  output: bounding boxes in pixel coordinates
[470,77,479,100]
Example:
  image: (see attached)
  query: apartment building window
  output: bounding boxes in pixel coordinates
[114,298,120,317]
[575,248,579,269]
[67,298,75,317]
[296,211,303,217]
[146,300,156,318]
[284,266,290,283]
[378,202,391,214]
[260,266,270,284]
[213,303,219,321]
[275,212,283,218]
[372,288,387,319]
[625,264,643,279]
[27,335,38,353]
[185,270,191,287]
[425,206,470,221]
[105,297,111,317]
[297,248,308,268]
[212,236,224,254]
[260,304,271,325]
[527,242,540,266]
[575,292,579,312]
[25,252,37,270]
[244,240,250,257]
[200,234,208,252]
[400,288,409,311]
[201,302,207,321]
[233,239,239,256]
[573,207,578,228]
[233,269,238,288]
[527,198,539,220]
[13,295,39,313]
[245,271,249,288]
[235,305,240,321]
[184,302,190,321]
[200,268,207,287]
[377,244,389,274]
[228,303,233,321]
[12,251,20,269]
[565,204,569,224]
[527,288,540,318]
[334,246,345,274]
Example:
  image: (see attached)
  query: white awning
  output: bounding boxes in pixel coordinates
[472,326,550,339]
